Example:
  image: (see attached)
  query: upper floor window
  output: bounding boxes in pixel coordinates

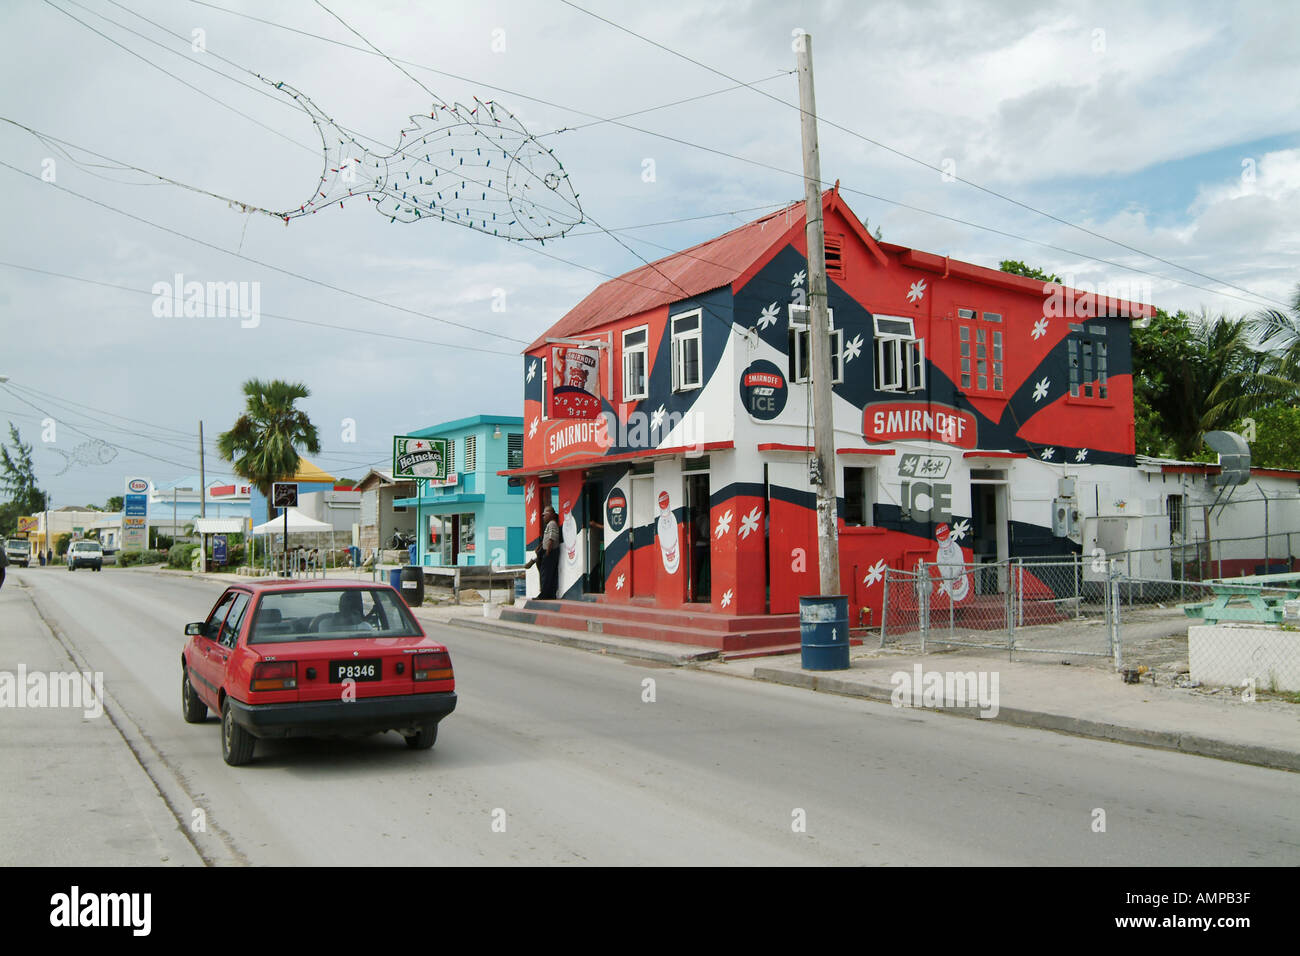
[507,433,523,469]
[957,309,1003,394]
[464,435,477,473]
[824,234,845,281]
[671,310,702,392]
[540,356,548,420]
[622,326,649,401]
[1068,324,1109,401]
[788,304,842,385]
[874,314,924,392]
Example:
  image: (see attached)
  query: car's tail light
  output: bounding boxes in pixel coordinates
[414,652,452,681]
[251,661,297,691]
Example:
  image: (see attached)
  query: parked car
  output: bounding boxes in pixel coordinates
[181,581,456,766]
[4,538,31,567]
[66,540,103,571]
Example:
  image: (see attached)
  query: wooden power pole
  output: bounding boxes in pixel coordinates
[796,33,841,596]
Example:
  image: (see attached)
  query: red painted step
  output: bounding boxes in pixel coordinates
[499,601,802,652]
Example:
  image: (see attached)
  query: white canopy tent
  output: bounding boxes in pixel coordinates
[252,508,333,534]
[253,508,338,575]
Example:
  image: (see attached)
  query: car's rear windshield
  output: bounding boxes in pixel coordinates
[249,588,421,643]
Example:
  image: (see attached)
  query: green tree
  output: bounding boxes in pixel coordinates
[999,260,1063,284]
[1132,309,1297,460]
[1231,407,1300,470]
[0,423,49,515]
[105,495,124,512]
[217,380,321,521]
[1246,281,1300,379]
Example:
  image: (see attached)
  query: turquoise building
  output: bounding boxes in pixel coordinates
[397,415,526,567]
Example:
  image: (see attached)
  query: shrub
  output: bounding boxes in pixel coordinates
[168,543,200,569]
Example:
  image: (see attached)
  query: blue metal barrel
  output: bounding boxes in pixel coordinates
[388,567,403,592]
[800,595,850,670]
[513,575,527,601]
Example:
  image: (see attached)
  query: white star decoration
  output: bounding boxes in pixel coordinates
[651,405,666,431]
[792,270,806,287]
[616,573,625,591]
[528,416,539,438]
[907,279,927,303]
[1042,448,1055,460]
[843,333,864,363]
[1032,318,1049,340]
[529,509,537,525]
[739,507,761,539]
[950,519,970,542]
[1075,449,1088,462]
[721,588,733,608]
[1033,377,1050,402]
[863,559,887,587]
[715,509,733,538]
[525,484,535,503]
[758,302,780,329]
[526,361,537,382]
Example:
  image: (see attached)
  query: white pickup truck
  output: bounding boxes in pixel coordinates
[4,538,31,567]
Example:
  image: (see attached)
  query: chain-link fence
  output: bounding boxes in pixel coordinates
[879,548,1300,687]
[879,557,1117,660]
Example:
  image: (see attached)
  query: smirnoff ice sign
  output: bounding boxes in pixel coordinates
[864,402,977,448]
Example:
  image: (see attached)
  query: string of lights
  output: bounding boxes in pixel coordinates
[172,0,1286,312]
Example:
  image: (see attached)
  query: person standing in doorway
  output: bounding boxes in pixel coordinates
[537,506,561,600]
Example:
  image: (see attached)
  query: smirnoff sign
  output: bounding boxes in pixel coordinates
[863,402,977,448]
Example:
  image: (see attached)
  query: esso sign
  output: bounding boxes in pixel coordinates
[126,478,149,493]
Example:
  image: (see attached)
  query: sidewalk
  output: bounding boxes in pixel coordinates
[438,607,1300,773]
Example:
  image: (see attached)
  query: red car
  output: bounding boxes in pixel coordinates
[181,580,456,766]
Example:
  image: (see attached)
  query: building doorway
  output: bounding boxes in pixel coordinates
[969,482,1008,594]
[683,472,711,603]
[582,479,604,594]
[630,475,655,597]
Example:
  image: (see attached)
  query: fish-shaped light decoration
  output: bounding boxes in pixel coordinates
[263,78,584,242]
[49,439,118,477]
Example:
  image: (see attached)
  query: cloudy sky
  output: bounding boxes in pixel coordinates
[1,0,1296,508]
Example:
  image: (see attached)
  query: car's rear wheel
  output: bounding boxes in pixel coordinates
[221,699,255,766]
[404,723,438,750]
[181,668,207,723]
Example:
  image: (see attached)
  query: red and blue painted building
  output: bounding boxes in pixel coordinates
[503,188,1155,627]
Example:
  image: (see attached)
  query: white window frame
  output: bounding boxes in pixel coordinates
[788,304,842,385]
[873,314,924,393]
[670,309,703,392]
[540,355,548,420]
[622,325,649,401]
[842,464,876,527]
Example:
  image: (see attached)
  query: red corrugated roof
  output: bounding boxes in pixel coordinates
[526,197,808,351]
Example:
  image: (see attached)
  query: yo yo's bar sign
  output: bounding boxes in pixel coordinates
[393,436,448,480]
[549,345,602,419]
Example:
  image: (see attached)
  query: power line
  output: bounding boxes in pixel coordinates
[0,257,522,358]
[0,159,535,346]
[556,0,1290,311]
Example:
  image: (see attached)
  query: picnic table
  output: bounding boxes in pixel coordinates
[1181,572,1300,625]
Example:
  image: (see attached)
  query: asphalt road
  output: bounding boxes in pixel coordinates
[3,565,1298,866]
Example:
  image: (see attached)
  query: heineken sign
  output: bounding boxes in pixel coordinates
[393,435,449,480]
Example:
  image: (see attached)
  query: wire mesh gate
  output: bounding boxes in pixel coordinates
[880,557,1121,663]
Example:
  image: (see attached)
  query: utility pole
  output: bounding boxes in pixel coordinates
[198,420,206,572]
[796,32,840,596]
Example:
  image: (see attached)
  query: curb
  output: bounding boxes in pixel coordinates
[440,616,720,665]
[751,667,1300,773]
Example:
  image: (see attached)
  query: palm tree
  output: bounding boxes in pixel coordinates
[1247,282,1300,378]
[1133,310,1297,460]
[217,380,321,521]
